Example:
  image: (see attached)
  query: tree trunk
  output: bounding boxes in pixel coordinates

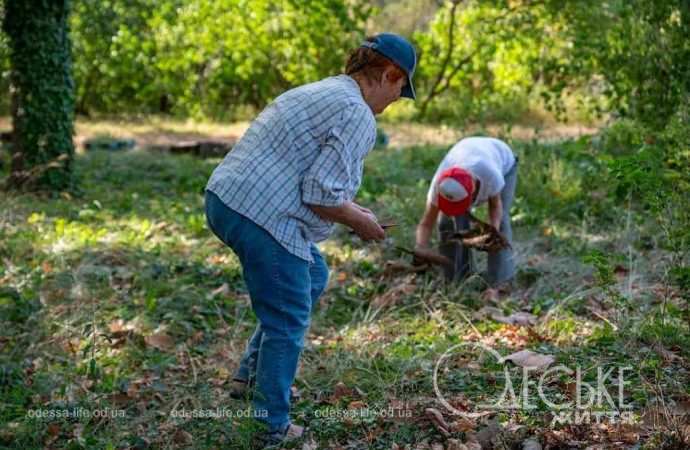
[2,0,75,191]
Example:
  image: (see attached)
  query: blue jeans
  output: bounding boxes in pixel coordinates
[438,160,518,286]
[204,190,329,432]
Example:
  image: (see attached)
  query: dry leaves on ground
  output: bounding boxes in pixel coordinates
[144,332,175,352]
[446,439,468,450]
[371,275,417,308]
[425,408,451,437]
[504,349,555,370]
[327,381,360,404]
[475,306,537,326]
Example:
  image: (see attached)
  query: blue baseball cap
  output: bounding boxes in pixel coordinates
[361,33,417,100]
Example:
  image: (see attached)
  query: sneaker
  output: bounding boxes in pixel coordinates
[260,423,305,448]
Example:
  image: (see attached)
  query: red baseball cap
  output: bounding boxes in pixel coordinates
[437,167,474,216]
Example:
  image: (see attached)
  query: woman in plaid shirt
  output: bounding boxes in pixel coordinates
[205,33,416,445]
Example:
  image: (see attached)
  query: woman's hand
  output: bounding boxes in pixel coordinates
[309,201,384,241]
[351,210,385,241]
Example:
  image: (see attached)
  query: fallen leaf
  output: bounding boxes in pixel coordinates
[671,400,690,416]
[46,423,60,436]
[372,275,416,308]
[210,283,230,298]
[174,429,193,445]
[525,327,545,342]
[126,382,140,398]
[80,379,94,392]
[477,307,537,326]
[109,393,131,407]
[302,438,319,450]
[465,441,481,450]
[501,312,537,326]
[613,265,629,276]
[491,311,537,326]
[64,338,81,354]
[348,400,367,410]
[425,408,450,437]
[616,431,639,444]
[413,439,432,449]
[109,319,125,333]
[332,381,353,402]
[473,306,500,320]
[145,332,175,351]
[449,417,476,433]
[44,423,61,446]
[654,344,682,363]
[563,382,577,400]
[446,439,468,450]
[72,423,84,440]
[522,438,542,450]
[504,350,555,370]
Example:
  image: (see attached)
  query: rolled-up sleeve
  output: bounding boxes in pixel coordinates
[301,104,374,207]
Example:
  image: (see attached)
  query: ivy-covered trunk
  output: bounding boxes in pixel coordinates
[2,0,75,190]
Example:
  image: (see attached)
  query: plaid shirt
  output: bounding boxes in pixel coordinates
[206,75,376,261]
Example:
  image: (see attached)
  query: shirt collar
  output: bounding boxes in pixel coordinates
[340,74,365,100]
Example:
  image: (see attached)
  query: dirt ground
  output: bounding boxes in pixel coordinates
[0,116,599,153]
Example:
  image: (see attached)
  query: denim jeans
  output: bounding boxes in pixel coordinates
[438,160,518,286]
[205,190,329,432]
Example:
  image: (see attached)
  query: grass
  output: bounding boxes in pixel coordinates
[0,121,688,449]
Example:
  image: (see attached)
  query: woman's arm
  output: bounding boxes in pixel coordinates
[310,202,384,241]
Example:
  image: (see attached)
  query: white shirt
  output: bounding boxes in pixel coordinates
[427,137,515,207]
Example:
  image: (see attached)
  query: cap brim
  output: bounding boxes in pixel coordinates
[401,74,415,99]
[438,194,471,217]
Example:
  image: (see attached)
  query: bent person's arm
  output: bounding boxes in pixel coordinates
[488,195,502,230]
[415,203,440,248]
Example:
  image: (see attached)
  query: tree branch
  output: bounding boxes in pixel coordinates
[419,0,462,117]
[418,0,544,118]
